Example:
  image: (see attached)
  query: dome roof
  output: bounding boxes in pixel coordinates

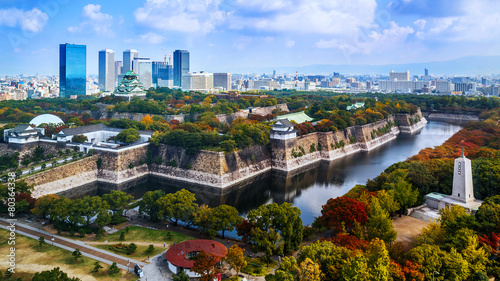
[30,114,64,126]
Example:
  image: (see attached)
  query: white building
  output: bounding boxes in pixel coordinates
[270,119,297,140]
[435,80,453,94]
[389,70,410,81]
[181,72,214,91]
[4,124,45,144]
[98,49,115,92]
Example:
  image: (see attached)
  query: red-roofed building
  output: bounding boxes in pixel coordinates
[165,239,228,277]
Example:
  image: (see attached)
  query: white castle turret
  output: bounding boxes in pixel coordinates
[450,147,475,203]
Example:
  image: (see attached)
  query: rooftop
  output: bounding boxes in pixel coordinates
[276,111,313,124]
[165,240,227,269]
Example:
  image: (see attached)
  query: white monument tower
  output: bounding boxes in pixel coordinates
[450,147,475,203]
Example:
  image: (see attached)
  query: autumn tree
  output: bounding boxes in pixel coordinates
[298,240,352,280]
[376,189,400,215]
[157,189,198,226]
[225,245,246,277]
[191,250,221,281]
[298,258,322,281]
[317,196,367,234]
[31,194,59,219]
[194,205,216,237]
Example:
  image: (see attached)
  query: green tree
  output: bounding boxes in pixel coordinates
[78,196,110,227]
[366,238,391,281]
[127,243,137,255]
[115,128,140,144]
[194,205,216,237]
[383,169,418,213]
[31,194,59,219]
[408,244,444,280]
[32,267,81,281]
[103,190,133,223]
[443,248,470,281]
[93,261,103,273]
[298,240,352,280]
[139,190,166,222]
[366,198,397,243]
[173,271,190,281]
[251,227,284,267]
[38,236,45,247]
[108,262,119,275]
[157,189,198,226]
[475,195,500,234]
[72,249,82,262]
[71,134,88,143]
[377,189,400,215]
[212,205,243,238]
[342,254,369,281]
[247,202,303,254]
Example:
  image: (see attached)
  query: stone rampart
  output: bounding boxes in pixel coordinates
[423,113,479,124]
[24,155,99,198]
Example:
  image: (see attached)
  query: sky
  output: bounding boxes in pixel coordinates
[1,0,500,75]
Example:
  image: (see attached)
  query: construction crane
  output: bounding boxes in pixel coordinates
[161,49,169,68]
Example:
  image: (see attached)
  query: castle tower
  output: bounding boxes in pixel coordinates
[450,149,475,203]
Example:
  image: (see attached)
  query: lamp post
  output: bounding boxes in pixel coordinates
[127,260,130,273]
[433,271,440,281]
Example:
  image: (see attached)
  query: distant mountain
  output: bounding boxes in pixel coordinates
[229,56,500,76]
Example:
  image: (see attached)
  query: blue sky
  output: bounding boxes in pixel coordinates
[1,0,500,75]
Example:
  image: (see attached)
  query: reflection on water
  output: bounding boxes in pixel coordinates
[61,121,462,225]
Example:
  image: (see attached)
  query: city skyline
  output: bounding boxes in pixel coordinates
[1,0,500,75]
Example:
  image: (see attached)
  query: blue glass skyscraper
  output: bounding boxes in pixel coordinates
[173,50,189,87]
[60,44,86,98]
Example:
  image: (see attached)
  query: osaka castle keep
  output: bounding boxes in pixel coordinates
[411,148,483,222]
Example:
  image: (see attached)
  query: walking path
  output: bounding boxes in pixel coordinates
[0,218,146,272]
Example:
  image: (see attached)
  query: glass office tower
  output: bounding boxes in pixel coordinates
[60,44,86,98]
[173,50,189,87]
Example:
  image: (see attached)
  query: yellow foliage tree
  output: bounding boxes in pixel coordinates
[141,115,153,128]
[298,258,322,281]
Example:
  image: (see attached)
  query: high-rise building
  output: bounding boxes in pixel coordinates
[114,61,123,86]
[213,73,231,91]
[181,72,213,91]
[173,50,189,87]
[435,80,452,94]
[389,70,410,81]
[152,61,167,87]
[158,67,173,88]
[123,49,138,73]
[424,68,428,76]
[59,43,86,98]
[132,58,152,89]
[98,49,115,92]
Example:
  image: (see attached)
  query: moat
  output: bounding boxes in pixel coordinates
[60,121,462,228]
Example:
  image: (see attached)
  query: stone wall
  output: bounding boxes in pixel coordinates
[423,112,479,124]
[24,155,99,198]
[0,141,62,163]
[149,144,272,188]
[97,144,150,184]
[215,104,289,124]
[271,118,401,171]
[397,108,427,134]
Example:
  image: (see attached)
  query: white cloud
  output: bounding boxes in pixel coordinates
[229,0,377,35]
[139,32,165,44]
[68,4,113,36]
[134,0,228,33]
[316,21,414,55]
[0,8,48,33]
[413,19,426,30]
[285,39,295,48]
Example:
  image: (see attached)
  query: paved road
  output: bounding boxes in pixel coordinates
[0,218,145,272]
[21,156,74,175]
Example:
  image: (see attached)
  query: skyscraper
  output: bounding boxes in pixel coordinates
[115,61,123,86]
[59,43,86,98]
[98,49,115,92]
[123,49,138,73]
[173,50,189,87]
[424,68,428,76]
[132,57,153,89]
[214,73,231,91]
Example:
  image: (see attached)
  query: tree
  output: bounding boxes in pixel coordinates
[298,240,352,281]
[383,169,418,213]
[342,254,369,281]
[71,134,88,143]
[78,196,110,227]
[190,250,221,281]
[93,261,103,273]
[212,205,243,238]
[127,243,137,255]
[194,205,216,237]
[252,227,284,267]
[377,189,400,215]
[72,249,82,262]
[115,128,140,144]
[366,198,397,243]
[317,196,367,234]
[247,202,303,254]
[236,219,254,243]
[476,195,500,234]
[31,194,59,219]
[366,238,391,281]
[173,271,190,281]
[32,267,81,281]
[103,190,133,223]
[225,245,247,277]
[157,189,198,226]
[108,262,119,275]
[298,258,322,281]
[38,236,45,247]
[408,244,444,280]
[139,190,165,222]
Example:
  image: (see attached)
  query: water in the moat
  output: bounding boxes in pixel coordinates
[62,121,462,228]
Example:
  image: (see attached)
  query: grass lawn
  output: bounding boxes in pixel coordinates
[96,243,165,261]
[95,226,193,244]
[241,256,277,276]
[0,228,135,281]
